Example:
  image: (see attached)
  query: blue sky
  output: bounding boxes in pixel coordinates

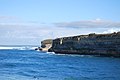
[0,0,120,45]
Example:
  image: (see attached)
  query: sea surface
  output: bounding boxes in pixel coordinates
[0,45,120,80]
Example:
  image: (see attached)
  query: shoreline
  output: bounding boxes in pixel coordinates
[39,32,120,57]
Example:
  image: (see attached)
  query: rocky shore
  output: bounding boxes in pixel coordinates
[35,39,52,51]
[40,32,120,57]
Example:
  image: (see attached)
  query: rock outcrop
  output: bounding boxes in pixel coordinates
[48,32,120,57]
[40,39,52,51]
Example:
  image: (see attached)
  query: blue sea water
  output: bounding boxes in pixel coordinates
[0,46,120,80]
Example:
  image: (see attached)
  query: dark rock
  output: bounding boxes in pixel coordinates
[35,47,42,51]
[48,32,120,57]
[35,48,38,50]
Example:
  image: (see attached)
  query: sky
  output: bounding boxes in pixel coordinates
[0,0,120,45]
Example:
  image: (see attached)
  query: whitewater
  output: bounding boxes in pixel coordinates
[0,45,38,50]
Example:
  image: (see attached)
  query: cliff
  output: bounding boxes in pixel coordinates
[40,39,52,51]
[48,32,120,57]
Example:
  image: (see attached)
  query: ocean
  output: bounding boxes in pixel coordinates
[0,45,120,80]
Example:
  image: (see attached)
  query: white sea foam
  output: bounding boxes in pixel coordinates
[46,52,55,54]
[0,46,38,50]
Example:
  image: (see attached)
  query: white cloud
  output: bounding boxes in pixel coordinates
[0,23,53,45]
[0,19,120,45]
[95,18,101,21]
[103,28,120,33]
[54,19,120,28]
[0,16,17,19]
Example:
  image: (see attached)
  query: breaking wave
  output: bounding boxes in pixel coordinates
[0,46,38,50]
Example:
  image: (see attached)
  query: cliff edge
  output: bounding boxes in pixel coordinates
[48,32,120,57]
[40,39,52,51]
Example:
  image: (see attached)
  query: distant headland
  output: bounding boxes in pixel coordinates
[36,32,120,57]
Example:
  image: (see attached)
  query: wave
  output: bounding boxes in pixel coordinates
[0,46,38,50]
[46,52,55,54]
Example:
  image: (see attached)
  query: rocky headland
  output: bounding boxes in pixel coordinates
[41,32,120,57]
[37,39,52,52]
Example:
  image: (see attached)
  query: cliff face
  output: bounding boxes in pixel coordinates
[49,32,120,57]
[41,39,52,51]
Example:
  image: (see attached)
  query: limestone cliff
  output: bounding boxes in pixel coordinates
[41,39,52,51]
[48,32,120,57]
